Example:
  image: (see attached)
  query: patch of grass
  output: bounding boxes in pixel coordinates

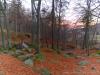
[10,47,17,51]
[34,53,45,62]
[64,53,69,58]
[0,48,5,51]
[78,60,90,66]
[95,50,100,56]
[90,50,100,57]
[54,47,61,54]
[0,48,9,53]
[29,43,38,49]
[64,53,76,58]
[40,68,51,75]
[89,50,100,57]
[0,48,8,52]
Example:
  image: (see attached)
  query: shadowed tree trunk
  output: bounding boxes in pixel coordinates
[51,0,55,49]
[4,0,12,48]
[0,0,6,48]
[36,0,42,53]
[57,0,61,50]
[31,0,42,54]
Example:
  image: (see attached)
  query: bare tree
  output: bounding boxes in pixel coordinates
[76,0,100,56]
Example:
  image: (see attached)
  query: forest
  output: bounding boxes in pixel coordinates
[0,0,100,75]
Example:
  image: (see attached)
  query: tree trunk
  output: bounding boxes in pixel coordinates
[57,0,61,49]
[4,0,12,48]
[35,0,42,53]
[51,0,55,49]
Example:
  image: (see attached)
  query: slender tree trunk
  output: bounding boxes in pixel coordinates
[51,0,55,49]
[0,18,5,48]
[4,0,12,48]
[57,0,61,49]
[0,0,6,48]
[31,0,37,45]
[35,0,41,53]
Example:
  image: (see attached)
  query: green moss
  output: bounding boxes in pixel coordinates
[34,53,45,62]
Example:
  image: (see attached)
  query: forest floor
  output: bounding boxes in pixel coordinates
[0,54,38,75]
[34,48,100,75]
[0,48,100,75]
